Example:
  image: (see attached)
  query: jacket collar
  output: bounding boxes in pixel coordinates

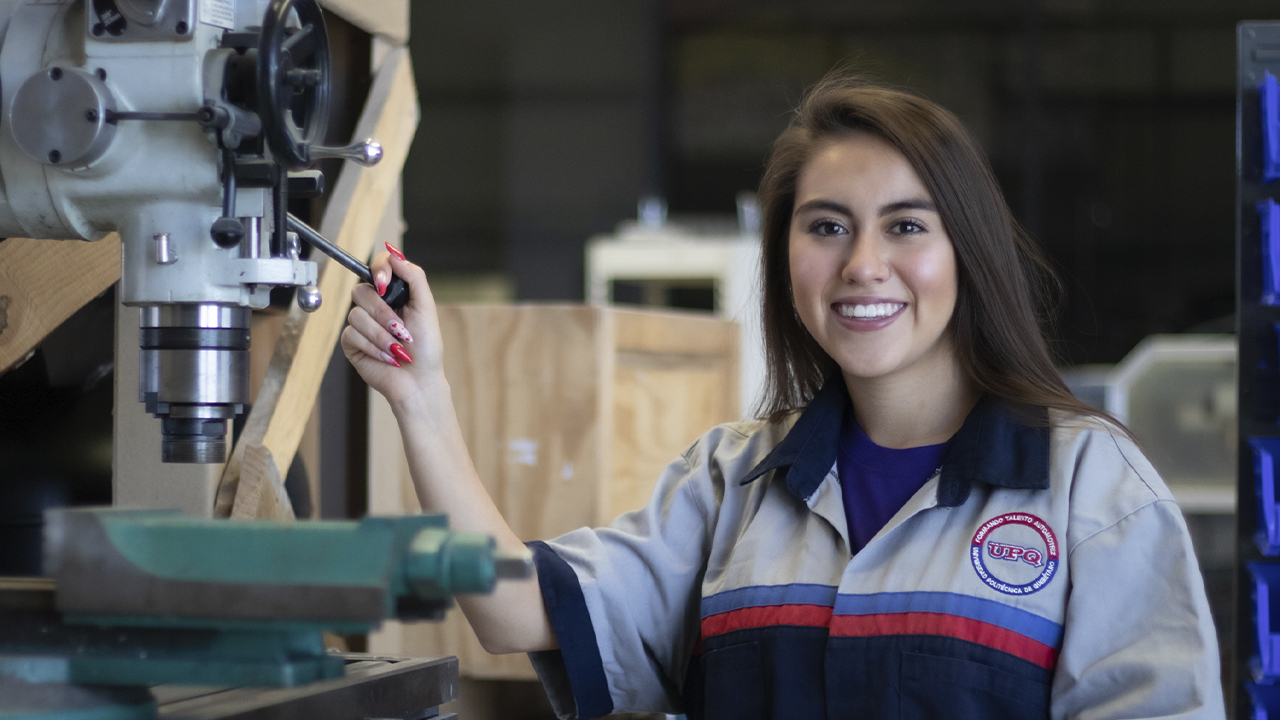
[740,375,1050,506]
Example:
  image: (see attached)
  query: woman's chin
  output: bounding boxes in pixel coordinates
[836,359,901,382]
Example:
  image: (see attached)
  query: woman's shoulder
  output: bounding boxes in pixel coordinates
[1048,409,1129,446]
[1047,409,1152,472]
[1046,409,1179,540]
[675,414,800,480]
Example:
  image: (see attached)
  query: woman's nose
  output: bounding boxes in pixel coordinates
[840,233,890,284]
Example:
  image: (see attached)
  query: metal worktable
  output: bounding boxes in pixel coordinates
[151,654,458,720]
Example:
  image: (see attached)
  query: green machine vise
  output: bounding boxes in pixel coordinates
[1,507,531,690]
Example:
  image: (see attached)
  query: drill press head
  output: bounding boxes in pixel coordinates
[139,304,250,463]
[0,0,355,462]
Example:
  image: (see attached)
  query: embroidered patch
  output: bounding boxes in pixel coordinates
[970,513,1059,596]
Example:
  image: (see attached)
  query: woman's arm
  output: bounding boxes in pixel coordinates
[341,249,557,654]
[1051,498,1223,719]
[1049,426,1224,719]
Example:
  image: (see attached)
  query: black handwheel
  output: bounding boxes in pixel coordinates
[257,0,330,170]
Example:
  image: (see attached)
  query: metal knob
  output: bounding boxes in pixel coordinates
[297,284,322,312]
[310,138,382,166]
[154,233,176,265]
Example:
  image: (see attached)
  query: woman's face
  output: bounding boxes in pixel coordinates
[788,132,959,387]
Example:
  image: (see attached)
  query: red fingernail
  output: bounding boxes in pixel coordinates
[389,343,413,364]
[376,279,388,295]
[380,351,401,368]
[386,242,406,261]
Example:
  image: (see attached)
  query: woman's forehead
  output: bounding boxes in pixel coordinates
[795,134,933,211]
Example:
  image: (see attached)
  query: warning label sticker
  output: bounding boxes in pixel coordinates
[200,0,235,29]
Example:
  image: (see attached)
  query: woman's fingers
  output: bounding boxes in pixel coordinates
[384,250,434,315]
[352,281,410,337]
[347,304,410,366]
[353,245,443,374]
[370,251,393,296]
[341,323,400,368]
[370,244,407,298]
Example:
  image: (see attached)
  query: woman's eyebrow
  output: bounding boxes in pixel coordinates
[793,199,852,217]
[879,198,936,216]
[793,198,936,218]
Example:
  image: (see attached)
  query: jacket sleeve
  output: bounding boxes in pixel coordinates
[527,435,724,719]
[1050,446,1225,719]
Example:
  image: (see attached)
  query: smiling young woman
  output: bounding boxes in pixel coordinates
[342,72,1225,720]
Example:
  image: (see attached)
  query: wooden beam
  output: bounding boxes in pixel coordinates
[320,0,409,45]
[0,235,121,374]
[214,47,419,518]
[230,444,295,521]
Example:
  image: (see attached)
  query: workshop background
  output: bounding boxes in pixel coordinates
[0,0,1270,717]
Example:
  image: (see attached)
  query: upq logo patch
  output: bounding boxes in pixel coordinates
[985,541,1044,567]
[970,513,1058,596]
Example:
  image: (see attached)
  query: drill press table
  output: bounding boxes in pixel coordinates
[149,654,458,720]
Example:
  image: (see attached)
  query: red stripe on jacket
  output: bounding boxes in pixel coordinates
[702,606,1057,670]
[701,604,834,637]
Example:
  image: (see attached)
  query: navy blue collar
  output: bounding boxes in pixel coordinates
[740,375,1050,507]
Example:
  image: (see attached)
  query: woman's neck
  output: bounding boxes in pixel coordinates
[843,350,978,449]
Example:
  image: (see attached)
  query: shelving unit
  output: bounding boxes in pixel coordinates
[1236,22,1280,719]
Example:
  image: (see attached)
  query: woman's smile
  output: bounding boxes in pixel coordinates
[832,297,908,328]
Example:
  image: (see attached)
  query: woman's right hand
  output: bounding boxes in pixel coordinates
[341,243,446,410]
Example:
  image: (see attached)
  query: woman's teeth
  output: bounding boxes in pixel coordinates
[839,303,902,319]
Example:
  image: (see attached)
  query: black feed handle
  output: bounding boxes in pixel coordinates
[286,214,411,310]
[380,274,409,310]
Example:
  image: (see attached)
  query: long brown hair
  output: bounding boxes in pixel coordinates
[756,72,1114,430]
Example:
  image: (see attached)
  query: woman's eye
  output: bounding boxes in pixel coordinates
[809,220,847,236]
[889,219,926,235]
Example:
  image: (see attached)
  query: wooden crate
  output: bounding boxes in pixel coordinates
[367,304,739,679]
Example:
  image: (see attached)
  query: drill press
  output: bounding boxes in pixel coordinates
[0,0,401,463]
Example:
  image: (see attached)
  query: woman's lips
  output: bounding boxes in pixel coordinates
[831,300,906,329]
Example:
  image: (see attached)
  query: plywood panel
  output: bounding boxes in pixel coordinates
[0,235,120,374]
[438,305,605,541]
[610,356,737,521]
[612,306,739,357]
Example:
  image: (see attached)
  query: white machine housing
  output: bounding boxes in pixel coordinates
[0,0,322,462]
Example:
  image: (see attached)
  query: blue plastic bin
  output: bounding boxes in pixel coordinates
[1260,201,1280,305]
[1262,71,1280,183]
[1249,563,1280,680]
[1255,438,1280,555]
[1251,682,1280,719]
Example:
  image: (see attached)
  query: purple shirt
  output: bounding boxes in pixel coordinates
[837,406,950,554]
